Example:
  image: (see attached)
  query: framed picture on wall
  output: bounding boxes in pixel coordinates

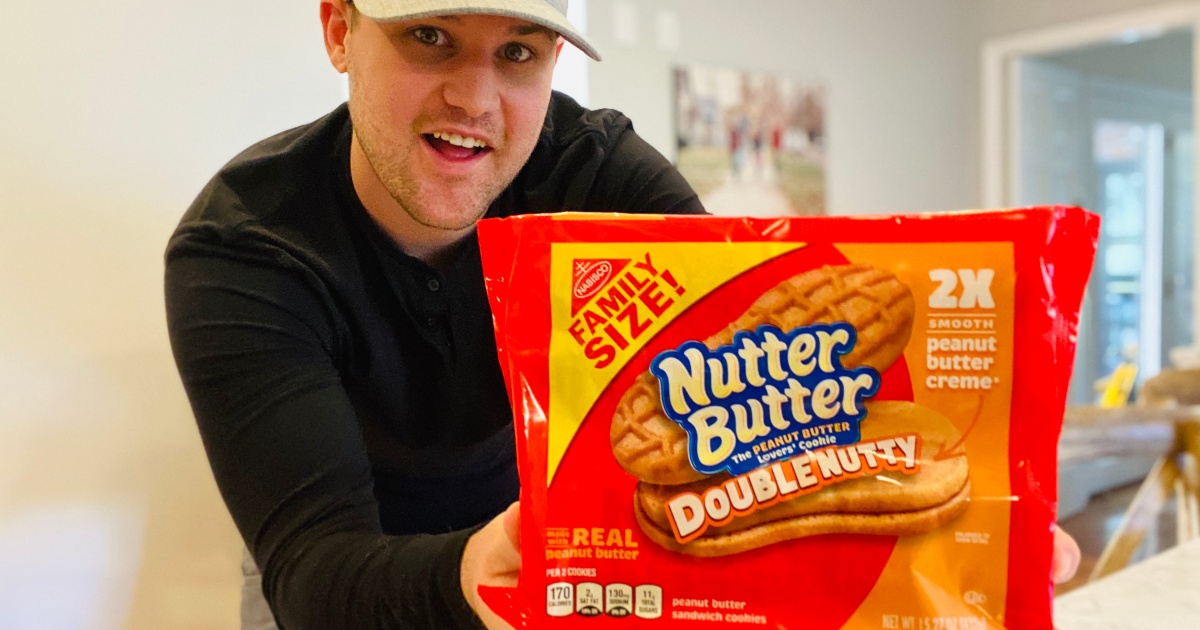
[674,65,826,216]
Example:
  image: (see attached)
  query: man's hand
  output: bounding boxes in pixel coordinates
[1052,525,1081,584]
[461,502,521,629]
[458,504,1081,627]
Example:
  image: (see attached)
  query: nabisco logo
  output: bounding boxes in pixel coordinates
[571,258,631,317]
[574,261,613,300]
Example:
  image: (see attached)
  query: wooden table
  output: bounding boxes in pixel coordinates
[1060,405,1200,579]
[1054,539,1200,629]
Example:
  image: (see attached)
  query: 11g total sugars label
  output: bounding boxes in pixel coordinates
[548,582,662,620]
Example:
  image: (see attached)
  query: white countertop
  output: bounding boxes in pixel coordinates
[1055,540,1200,629]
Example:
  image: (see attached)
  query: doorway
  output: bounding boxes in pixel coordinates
[1022,36,1194,404]
[982,8,1200,578]
[984,8,1198,405]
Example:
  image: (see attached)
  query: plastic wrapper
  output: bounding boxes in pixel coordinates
[477,207,1099,629]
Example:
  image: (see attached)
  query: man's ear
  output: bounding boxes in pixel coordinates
[320,0,352,73]
[554,37,566,63]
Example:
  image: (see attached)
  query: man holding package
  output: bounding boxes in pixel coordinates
[167,1,703,627]
[164,1,1078,628]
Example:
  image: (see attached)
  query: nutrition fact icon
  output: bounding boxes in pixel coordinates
[547,583,574,618]
[606,583,632,617]
[576,582,603,616]
[635,585,663,619]
[545,582,662,619]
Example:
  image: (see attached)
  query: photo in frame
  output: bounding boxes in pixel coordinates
[674,65,827,216]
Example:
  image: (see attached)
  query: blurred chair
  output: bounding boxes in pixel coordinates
[1084,368,1200,581]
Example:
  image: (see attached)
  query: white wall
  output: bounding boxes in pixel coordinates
[0,3,343,626]
[2,2,343,363]
[979,0,1186,39]
[585,0,985,215]
[583,0,1194,216]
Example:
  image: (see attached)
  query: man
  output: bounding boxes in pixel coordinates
[166,2,1079,628]
[167,1,703,627]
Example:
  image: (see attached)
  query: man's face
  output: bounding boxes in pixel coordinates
[344,13,562,231]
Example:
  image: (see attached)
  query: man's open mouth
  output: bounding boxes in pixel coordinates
[424,132,492,160]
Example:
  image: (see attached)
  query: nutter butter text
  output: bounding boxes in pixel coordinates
[650,323,881,476]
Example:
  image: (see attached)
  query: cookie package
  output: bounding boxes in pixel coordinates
[477,207,1099,629]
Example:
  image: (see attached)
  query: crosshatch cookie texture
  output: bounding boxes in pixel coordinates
[610,263,915,486]
[632,401,971,556]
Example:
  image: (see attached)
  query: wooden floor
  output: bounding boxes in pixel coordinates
[1057,481,1179,595]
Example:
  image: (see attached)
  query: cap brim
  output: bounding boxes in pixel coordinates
[353,0,602,61]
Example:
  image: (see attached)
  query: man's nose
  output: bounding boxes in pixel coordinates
[442,56,502,119]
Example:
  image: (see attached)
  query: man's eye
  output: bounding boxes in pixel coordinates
[502,43,533,63]
[412,27,447,46]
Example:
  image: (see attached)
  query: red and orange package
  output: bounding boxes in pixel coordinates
[477,207,1099,629]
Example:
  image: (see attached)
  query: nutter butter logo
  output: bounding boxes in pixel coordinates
[650,322,881,476]
[568,253,687,369]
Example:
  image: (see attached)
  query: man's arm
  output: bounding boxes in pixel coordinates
[166,251,483,629]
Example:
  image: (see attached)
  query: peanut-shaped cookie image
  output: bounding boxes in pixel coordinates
[610,263,916,485]
[634,401,970,556]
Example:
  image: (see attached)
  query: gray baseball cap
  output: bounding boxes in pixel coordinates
[352,0,601,61]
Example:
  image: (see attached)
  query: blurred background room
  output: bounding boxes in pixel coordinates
[2,0,1197,627]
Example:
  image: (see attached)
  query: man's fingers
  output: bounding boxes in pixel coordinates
[488,502,521,580]
[461,504,524,626]
[501,501,521,553]
[1051,526,1081,584]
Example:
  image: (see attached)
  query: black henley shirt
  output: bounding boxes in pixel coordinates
[165,92,704,629]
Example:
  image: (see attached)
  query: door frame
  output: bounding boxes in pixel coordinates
[982,1,1200,357]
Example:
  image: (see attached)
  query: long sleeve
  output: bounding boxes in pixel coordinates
[165,251,484,629]
[164,94,704,629]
